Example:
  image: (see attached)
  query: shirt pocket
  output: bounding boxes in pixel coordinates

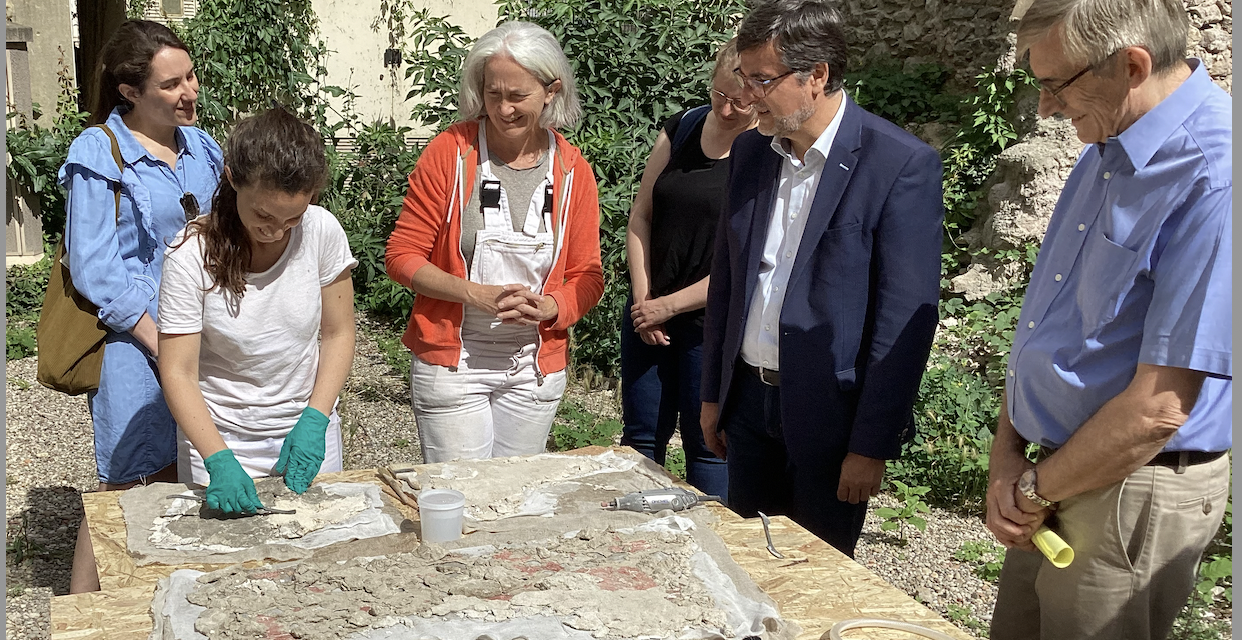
[1075,229,1140,331]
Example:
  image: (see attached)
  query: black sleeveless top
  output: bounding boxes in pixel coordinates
[647,109,731,324]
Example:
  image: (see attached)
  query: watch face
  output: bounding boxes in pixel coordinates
[1018,469,1036,492]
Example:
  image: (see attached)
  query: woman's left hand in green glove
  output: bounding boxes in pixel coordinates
[275,407,329,494]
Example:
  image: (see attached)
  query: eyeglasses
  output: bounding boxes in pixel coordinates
[1037,50,1121,106]
[711,88,755,113]
[180,192,199,222]
[733,68,797,97]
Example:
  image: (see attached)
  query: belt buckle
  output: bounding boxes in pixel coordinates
[759,367,777,386]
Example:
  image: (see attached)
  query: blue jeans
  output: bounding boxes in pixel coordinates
[619,302,728,503]
[720,363,868,557]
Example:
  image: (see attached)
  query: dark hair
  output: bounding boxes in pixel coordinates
[736,0,849,93]
[91,20,190,125]
[190,108,327,298]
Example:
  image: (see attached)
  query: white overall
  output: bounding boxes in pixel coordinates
[411,125,568,464]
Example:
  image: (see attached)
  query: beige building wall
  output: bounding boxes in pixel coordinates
[6,0,74,125]
[313,0,499,137]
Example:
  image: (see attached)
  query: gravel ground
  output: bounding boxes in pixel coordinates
[0,317,1043,640]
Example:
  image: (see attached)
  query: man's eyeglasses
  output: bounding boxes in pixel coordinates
[1038,50,1121,106]
[733,68,796,97]
[711,88,755,113]
[180,192,199,222]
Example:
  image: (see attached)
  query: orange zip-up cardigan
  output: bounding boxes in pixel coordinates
[385,120,605,375]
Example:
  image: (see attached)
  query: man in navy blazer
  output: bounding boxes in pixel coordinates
[700,0,944,556]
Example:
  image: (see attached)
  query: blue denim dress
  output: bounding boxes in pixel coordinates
[58,107,222,484]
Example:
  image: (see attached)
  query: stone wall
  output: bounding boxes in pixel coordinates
[883,0,1237,300]
[841,0,1018,85]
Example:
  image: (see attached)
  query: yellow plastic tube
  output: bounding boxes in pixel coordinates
[1032,525,1074,568]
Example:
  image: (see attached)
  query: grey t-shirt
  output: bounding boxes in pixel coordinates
[461,148,552,269]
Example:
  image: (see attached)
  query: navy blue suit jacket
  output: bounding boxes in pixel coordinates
[702,95,944,462]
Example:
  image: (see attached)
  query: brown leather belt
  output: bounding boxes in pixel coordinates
[742,361,780,387]
[1039,446,1226,470]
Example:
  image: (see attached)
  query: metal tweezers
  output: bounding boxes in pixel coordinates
[166,494,296,516]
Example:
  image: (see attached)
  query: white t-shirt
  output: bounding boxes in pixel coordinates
[160,204,358,437]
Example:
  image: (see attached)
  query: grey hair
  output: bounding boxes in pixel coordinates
[1016,0,1189,74]
[458,21,582,130]
[736,0,849,93]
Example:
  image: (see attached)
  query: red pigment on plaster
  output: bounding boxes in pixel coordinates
[255,615,294,640]
[578,566,657,591]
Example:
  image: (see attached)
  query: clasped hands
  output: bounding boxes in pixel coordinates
[475,283,559,325]
[985,463,1051,552]
[631,296,677,346]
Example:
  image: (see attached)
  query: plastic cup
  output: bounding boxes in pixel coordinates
[418,489,465,543]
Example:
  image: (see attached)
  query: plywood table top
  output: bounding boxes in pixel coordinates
[52,448,971,639]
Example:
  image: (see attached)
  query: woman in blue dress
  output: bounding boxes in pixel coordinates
[63,20,222,592]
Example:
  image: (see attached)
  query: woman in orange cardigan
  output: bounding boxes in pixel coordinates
[385,21,603,463]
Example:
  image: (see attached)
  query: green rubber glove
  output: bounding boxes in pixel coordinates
[275,407,329,494]
[203,449,263,514]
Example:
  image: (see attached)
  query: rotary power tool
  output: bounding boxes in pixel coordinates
[601,487,722,513]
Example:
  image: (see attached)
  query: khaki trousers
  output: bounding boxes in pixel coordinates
[990,453,1230,640]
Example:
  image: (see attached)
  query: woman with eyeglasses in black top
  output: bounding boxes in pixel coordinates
[621,38,758,503]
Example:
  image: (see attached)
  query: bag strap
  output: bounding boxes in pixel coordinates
[91,124,124,226]
[669,105,711,158]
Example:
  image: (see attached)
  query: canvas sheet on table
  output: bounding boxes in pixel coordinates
[149,514,799,640]
[121,480,403,566]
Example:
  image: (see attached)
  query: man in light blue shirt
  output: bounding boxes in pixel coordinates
[985,1,1231,639]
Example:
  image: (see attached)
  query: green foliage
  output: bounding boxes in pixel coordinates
[664,447,687,481]
[5,52,88,245]
[6,257,52,361]
[367,321,413,382]
[180,0,338,138]
[941,68,1037,237]
[944,603,988,635]
[1169,598,1232,640]
[7,325,38,361]
[875,480,931,542]
[320,123,422,321]
[845,63,959,125]
[1195,555,1231,606]
[6,257,52,319]
[954,539,1006,583]
[1195,493,1232,607]
[398,8,474,131]
[127,0,152,19]
[550,399,624,451]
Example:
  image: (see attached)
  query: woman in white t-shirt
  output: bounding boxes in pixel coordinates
[158,108,357,514]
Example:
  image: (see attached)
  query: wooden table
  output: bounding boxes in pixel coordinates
[51,449,971,640]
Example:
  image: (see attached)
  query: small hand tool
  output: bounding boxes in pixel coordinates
[166,494,296,516]
[377,467,420,508]
[757,511,784,559]
[601,487,721,513]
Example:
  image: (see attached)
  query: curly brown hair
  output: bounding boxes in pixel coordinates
[187,107,327,298]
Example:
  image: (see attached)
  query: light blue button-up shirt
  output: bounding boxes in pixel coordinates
[1006,59,1231,453]
[60,107,222,332]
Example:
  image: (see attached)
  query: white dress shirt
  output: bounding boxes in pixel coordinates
[740,98,848,371]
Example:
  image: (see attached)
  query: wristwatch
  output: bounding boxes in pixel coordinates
[1018,468,1057,509]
